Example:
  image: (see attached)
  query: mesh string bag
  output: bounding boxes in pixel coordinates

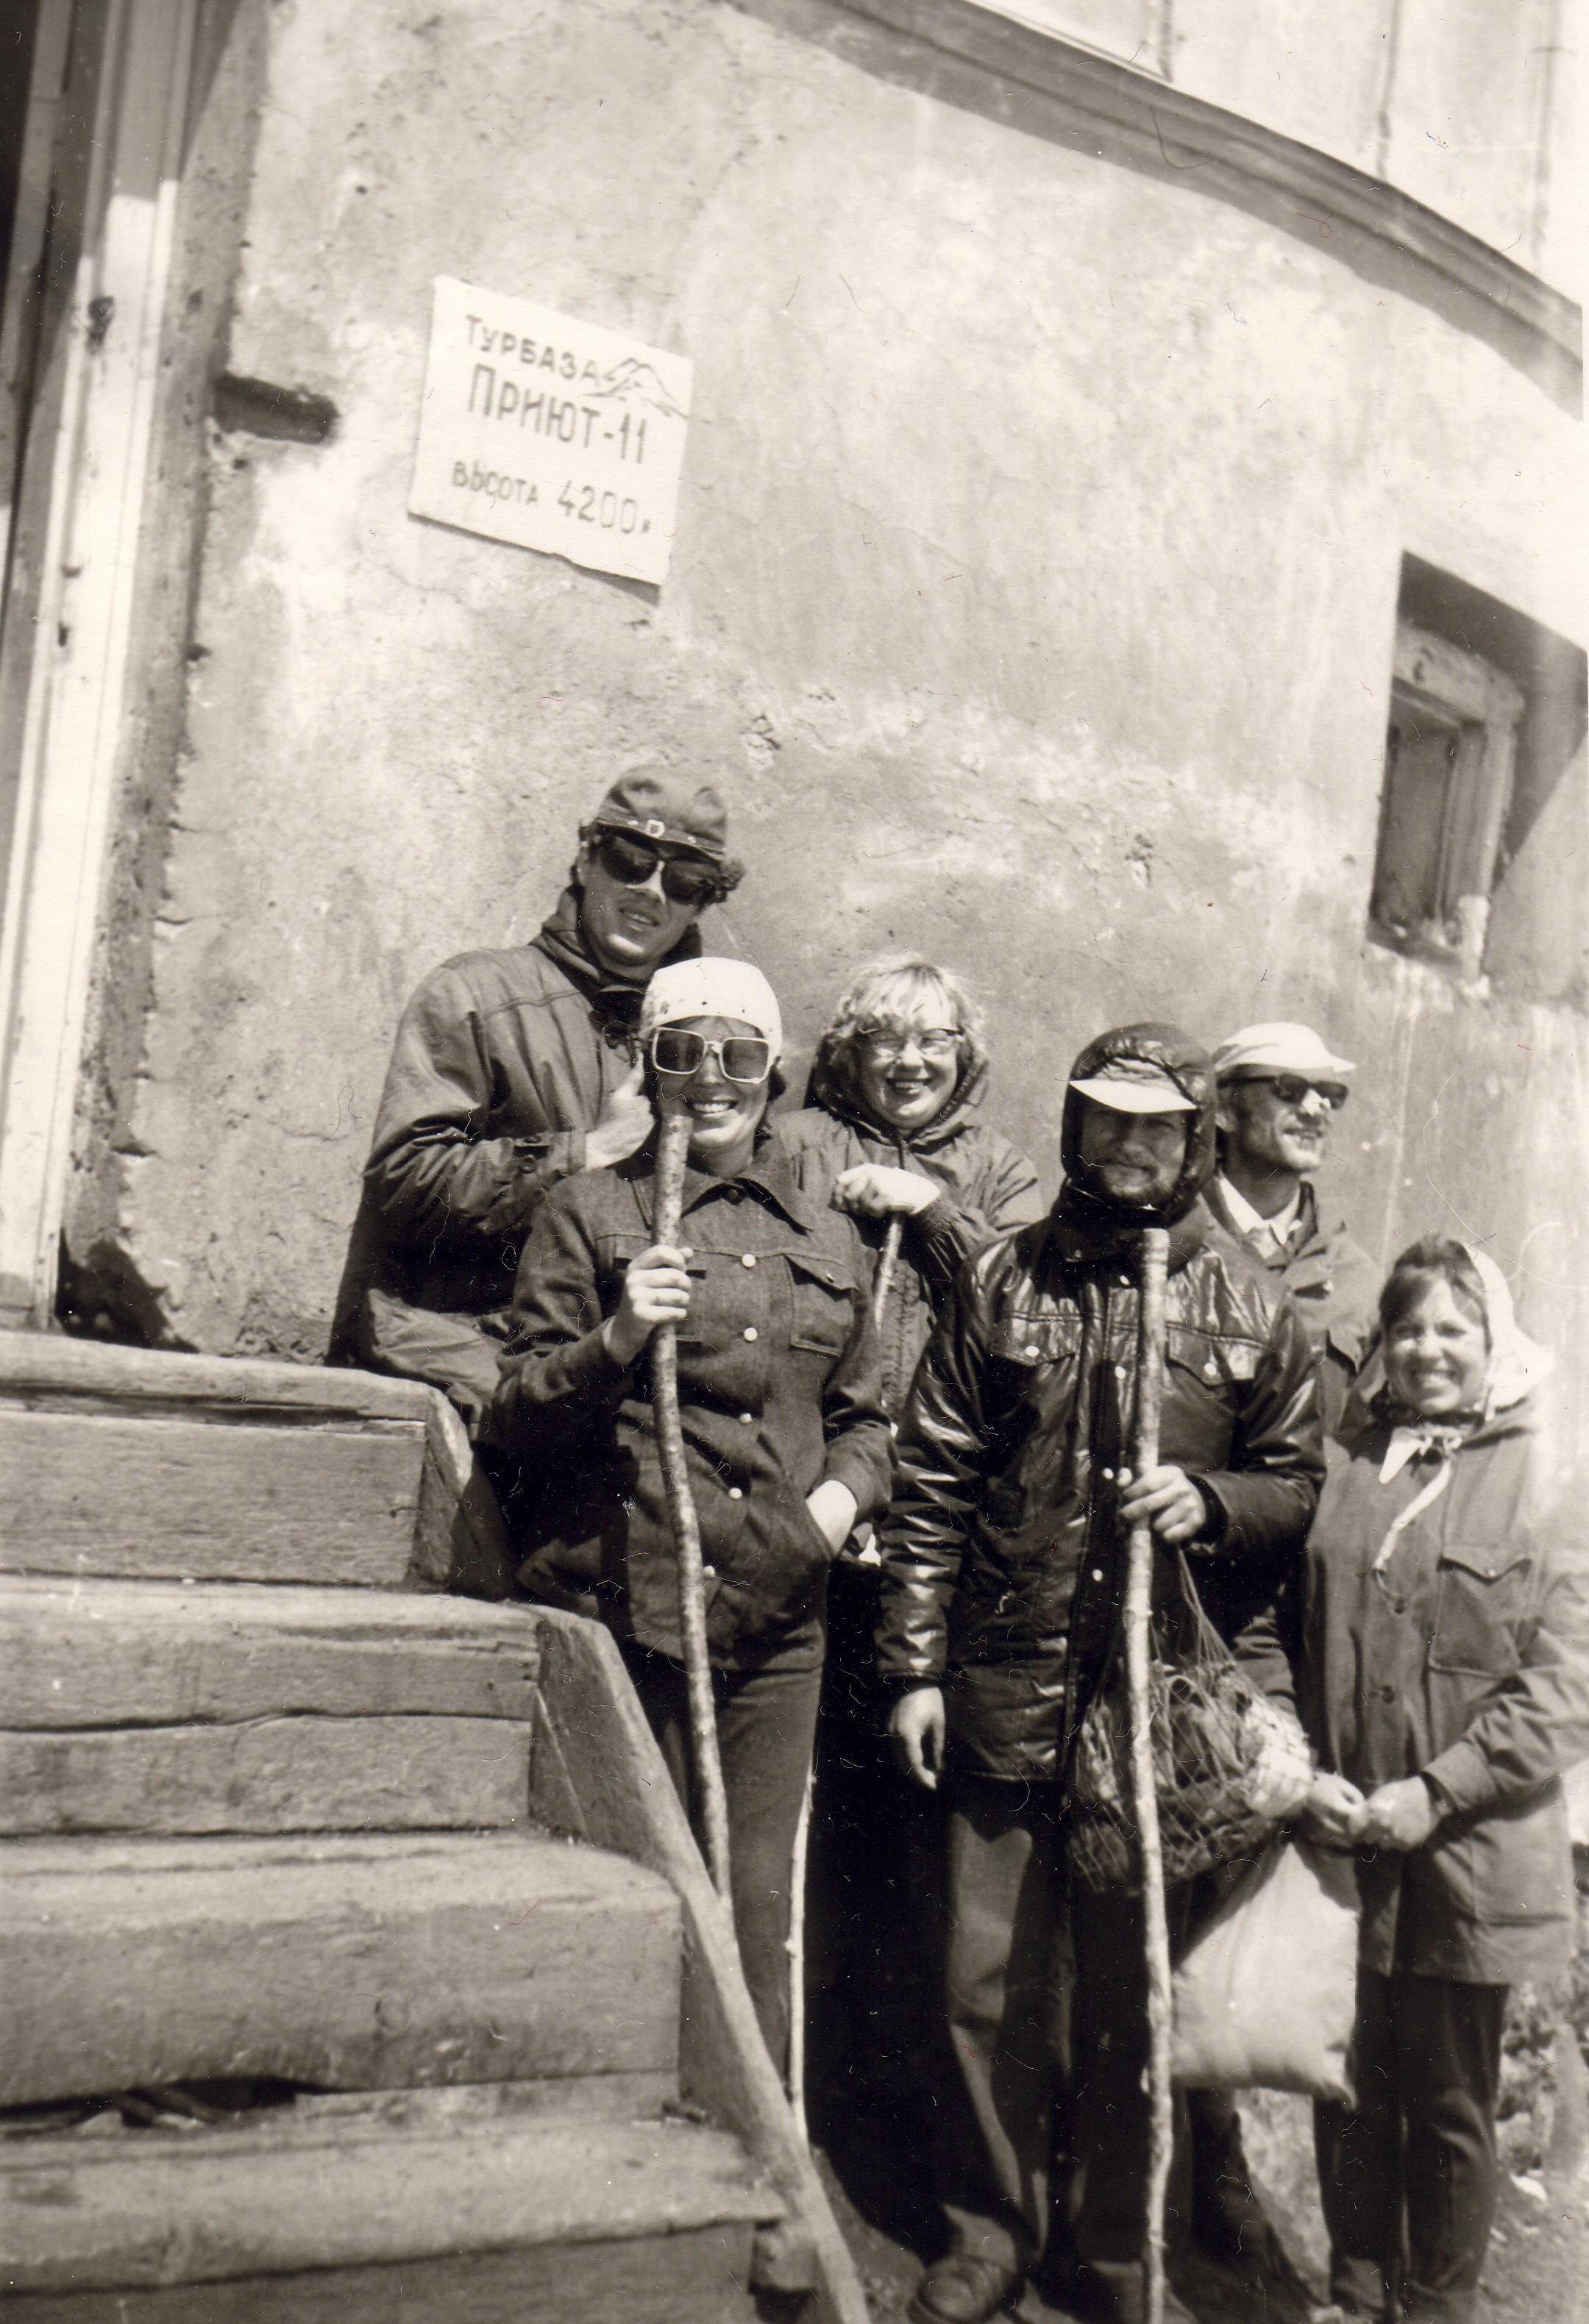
[1065,1550,1313,1895]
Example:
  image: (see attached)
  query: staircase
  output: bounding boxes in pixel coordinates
[0,1332,867,2323]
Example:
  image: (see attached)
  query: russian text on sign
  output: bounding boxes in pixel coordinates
[409,277,692,586]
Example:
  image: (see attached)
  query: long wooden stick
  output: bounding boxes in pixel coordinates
[1124,1223,1173,2324]
[870,1213,904,1332]
[786,1762,814,2141]
[652,1105,732,1901]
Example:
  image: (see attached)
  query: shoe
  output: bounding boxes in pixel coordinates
[909,2253,1024,2324]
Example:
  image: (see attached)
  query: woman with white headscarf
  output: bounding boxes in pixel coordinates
[1273,1236,1589,2324]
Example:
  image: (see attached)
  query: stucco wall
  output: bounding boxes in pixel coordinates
[90,0,1585,1441]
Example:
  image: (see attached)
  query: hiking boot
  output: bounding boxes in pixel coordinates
[909,2252,1024,2324]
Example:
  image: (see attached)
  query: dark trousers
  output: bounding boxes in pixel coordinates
[806,1558,943,2125]
[936,1775,1192,2278]
[622,1644,822,2078]
[1315,1965,1507,2324]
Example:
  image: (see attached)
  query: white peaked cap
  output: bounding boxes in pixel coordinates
[1212,1022,1355,1080]
[639,958,783,1061]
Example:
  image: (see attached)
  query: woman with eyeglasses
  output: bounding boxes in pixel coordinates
[772,956,1042,2131]
[489,958,892,2072]
[775,956,1044,1416]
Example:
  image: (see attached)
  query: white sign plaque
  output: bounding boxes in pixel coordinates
[409,277,693,586]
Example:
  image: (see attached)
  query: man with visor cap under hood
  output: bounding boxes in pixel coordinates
[876,1024,1323,2324]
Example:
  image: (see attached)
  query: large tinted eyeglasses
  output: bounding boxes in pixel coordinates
[651,1029,772,1084]
[857,1024,961,1061]
[593,827,721,907]
[1250,1073,1349,1112]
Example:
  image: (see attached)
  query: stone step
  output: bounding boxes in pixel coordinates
[0,1578,543,1837]
[0,2091,778,2321]
[0,1831,681,2108]
[0,1402,428,1587]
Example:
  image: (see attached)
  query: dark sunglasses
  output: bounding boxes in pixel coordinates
[651,1029,772,1084]
[1247,1073,1349,1112]
[592,827,722,907]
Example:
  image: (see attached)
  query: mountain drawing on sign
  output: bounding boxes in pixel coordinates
[590,358,687,421]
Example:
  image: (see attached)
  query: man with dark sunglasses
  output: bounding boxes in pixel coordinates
[334,768,743,1431]
[1184,1021,1379,2278]
[1206,1022,1377,1442]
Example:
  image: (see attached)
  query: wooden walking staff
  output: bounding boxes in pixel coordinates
[871,1215,904,1332]
[652,1102,733,1902]
[1124,1222,1173,2324]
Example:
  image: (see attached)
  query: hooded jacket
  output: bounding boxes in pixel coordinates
[338,890,700,1423]
[1245,1258,1588,1983]
[1254,1392,1589,1982]
[875,1024,1323,1782]
[773,1041,1043,1416]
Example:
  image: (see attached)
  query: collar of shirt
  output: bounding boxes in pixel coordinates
[1217,1172,1304,1250]
[629,1140,825,1238]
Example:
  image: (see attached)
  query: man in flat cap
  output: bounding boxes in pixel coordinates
[336,769,742,1430]
[878,1022,1322,2324]
[1207,1022,1378,1440]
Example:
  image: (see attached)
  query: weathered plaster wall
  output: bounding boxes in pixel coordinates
[91,0,1585,1436]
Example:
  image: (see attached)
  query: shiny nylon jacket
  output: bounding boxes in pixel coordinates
[875,1025,1323,1782]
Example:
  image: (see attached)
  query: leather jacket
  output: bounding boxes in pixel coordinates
[875,1024,1323,1783]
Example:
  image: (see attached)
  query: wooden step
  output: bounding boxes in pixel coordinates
[0,1832,680,2107]
[0,1579,541,1728]
[0,1579,542,1837]
[0,1404,426,1586]
[0,2093,778,2320]
[0,1334,512,1595]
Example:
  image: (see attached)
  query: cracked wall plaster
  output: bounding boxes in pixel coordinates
[103,0,1585,1445]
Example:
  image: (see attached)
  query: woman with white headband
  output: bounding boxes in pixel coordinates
[1255,1236,1589,2324]
[489,958,892,2072]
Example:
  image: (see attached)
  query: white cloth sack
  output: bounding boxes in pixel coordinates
[1170,1836,1359,2102]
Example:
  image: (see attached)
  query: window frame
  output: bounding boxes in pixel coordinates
[1368,619,1524,983]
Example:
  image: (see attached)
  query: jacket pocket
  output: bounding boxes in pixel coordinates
[1428,1541,1530,1677]
[786,1250,856,1355]
[1167,1322,1262,1389]
[989,1311,1082,1366]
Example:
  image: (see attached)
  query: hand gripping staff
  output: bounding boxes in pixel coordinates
[652,1105,733,1901]
[1124,1224,1173,2324]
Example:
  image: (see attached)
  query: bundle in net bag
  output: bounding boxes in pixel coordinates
[1066,1550,1312,1895]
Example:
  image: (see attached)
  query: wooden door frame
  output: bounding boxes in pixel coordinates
[0,0,199,1326]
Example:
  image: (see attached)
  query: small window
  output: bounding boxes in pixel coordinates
[1369,559,1587,1008]
[1370,622,1522,979]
